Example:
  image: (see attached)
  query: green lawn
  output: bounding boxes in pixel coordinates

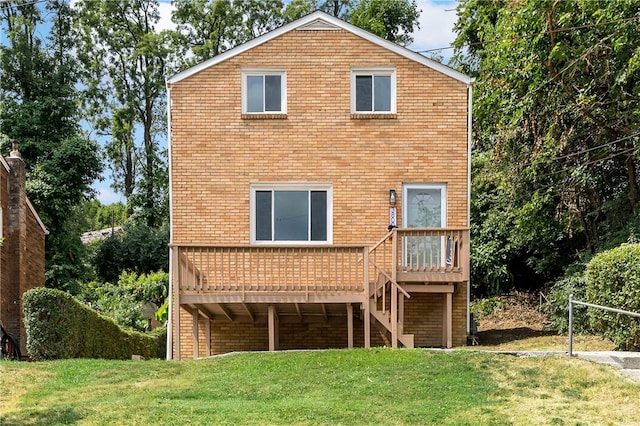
[1,348,639,425]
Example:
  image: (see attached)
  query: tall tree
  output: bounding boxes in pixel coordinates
[171,0,284,67]
[453,0,640,294]
[174,0,420,67]
[351,0,419,46]
[0,0,102,289]
[75,0,170,227]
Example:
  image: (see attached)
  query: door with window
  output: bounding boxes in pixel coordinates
[402,184,447,268]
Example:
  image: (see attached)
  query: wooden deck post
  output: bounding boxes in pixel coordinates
[171,247,181,360]
[205,318,211,357]
[398,292,405,337]
[391,285,398,348]
[442,293,453,348]
[268,304,279,351]
[347,303,353,348]
[391,230,398,348]
[363,247,370,348]
[192,309,199,359]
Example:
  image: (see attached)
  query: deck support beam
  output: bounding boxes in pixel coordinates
[398,292,405,339]
[205,318,211,357]
[442,293,453,348]
[346,303,353,348]
[391,230,398,348]
[295,303,304,321]
[363,248,370,348]
[192,308,199,359]
[242,303,255,322]
[171,247,180,360]
[391,285,398,348]
[268,304,279,351]
[216,303,234,321]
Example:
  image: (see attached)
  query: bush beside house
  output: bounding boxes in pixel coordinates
[586,244,640,350]
[23,288,166,360]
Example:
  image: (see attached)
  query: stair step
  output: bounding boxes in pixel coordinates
[368,299,414,348]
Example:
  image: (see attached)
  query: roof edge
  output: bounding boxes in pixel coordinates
[0,155,49,235]
[167,11,471,85]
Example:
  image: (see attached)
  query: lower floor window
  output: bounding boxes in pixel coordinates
[252,185,332,243]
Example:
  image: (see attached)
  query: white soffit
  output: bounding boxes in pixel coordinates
[167,11,472,85]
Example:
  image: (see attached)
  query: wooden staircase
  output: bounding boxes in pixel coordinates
[368,272,414,348]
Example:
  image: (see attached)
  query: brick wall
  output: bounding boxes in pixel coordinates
[170,27,469,356]
[0,153,46,356]
[178,306,388,358]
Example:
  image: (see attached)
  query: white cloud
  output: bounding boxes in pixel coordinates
[409,0,458,58]
[96,187,124,206]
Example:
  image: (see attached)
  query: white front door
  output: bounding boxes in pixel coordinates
[402,184,447,268]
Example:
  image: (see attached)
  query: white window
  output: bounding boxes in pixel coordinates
[242,70,287,114]
[351,68,396,113]
[250,184,332,244]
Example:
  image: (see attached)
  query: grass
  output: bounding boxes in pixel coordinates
[1,348,639,425]
[472,333,616,352]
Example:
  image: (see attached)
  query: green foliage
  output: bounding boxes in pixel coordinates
[470,297,507,320]
[350,0,419,46]
[23,288,166,360]
[79,271,169,332]
[155,299,169,323]
[75,200,127,233]
[74,0,170,228]
[91,221,169,284]
[1,1,103,289]
[454,0,640,296]
[586,244,640,350]
[544,270,591,334]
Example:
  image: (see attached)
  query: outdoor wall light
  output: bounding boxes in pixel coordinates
[388,189,397,231]
[389,189,397,206]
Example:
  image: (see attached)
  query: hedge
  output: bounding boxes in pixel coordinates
[586,244,640,350]
[23,288,166,360]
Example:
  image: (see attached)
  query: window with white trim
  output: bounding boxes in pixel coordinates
[351,68,396,113]
[242,70,287,114]
[251,184,332,243]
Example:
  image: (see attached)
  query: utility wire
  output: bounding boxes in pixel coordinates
[418,14,640,53]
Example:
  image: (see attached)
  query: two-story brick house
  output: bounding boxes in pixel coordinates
[167,11,472,360]
[0,143,47,358]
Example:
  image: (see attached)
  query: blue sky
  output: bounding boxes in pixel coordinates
[2,0,460,205]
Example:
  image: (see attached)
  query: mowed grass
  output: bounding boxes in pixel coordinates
[472,333,616,352]
[1,348,639,425]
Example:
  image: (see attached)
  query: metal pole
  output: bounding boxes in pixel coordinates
[568,293,573,357]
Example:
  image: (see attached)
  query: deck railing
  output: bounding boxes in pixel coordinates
[173,245,368,294]
[172,228,469,297]
[398,228,468,275]
[369,228,469,279]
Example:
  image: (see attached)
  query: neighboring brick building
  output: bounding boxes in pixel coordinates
[167,11,472,360]
[0,143,47,357]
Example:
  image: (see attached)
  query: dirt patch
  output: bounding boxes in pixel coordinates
[474,292,555,346]
[476,291,549,331]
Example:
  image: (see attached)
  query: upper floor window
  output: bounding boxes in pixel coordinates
[242,69,287,114]
[250,183,332,244]
[351,68,396,114]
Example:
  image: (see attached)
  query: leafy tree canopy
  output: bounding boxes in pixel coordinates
[454,0,640,295]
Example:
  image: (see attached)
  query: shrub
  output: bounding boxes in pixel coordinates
[92,221,169,283]
[470,297,507,320]
[586,244,640,350]
[23,288,166,360]
[78,271,168,332]
[544,271,591,334]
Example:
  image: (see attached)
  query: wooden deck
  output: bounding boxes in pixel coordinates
[169,228,469,359]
